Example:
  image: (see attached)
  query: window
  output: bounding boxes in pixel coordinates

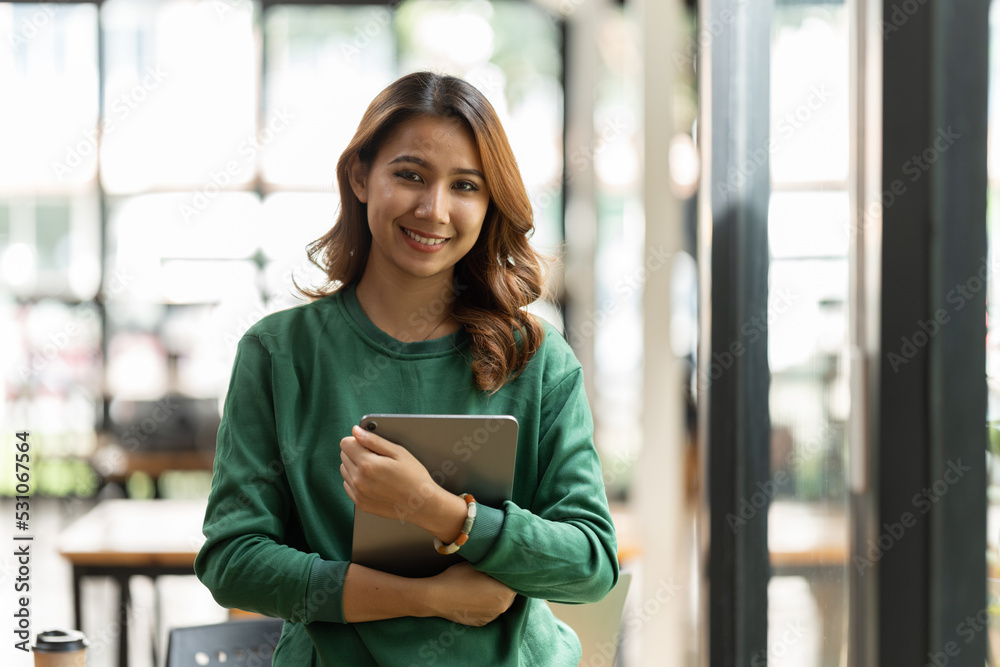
[0,0,564,498]
[766,6,850,666]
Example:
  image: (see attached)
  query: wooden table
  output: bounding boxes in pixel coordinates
[90,442,215,497]
[57,499,207,667]
[56,499,849,667]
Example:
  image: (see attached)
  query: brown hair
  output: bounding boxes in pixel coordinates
[300,71,547,393]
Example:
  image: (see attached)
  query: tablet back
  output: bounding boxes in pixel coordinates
[351,414,518,577]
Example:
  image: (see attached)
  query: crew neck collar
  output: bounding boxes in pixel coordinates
[339,284,468,356]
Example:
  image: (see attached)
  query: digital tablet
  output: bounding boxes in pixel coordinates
[350,414,519,577]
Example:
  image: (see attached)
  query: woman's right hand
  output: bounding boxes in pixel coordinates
[423,562,516,627]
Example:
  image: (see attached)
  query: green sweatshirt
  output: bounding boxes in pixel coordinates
[194,286,619,666]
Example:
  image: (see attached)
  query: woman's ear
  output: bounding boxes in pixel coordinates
[347,154,369,204]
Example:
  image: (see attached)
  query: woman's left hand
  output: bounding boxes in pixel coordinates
[340,425,465,538]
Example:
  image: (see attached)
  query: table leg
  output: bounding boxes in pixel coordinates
[151,575,161,667]
[72,567,83,633]
[118,574,130,667]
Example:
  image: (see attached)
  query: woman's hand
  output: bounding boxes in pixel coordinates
[342,562,516,625]
[340,425,467,541]
[423,563,517,627]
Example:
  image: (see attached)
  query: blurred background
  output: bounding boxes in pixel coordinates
[0,2,666,665]
[0,0,997,666]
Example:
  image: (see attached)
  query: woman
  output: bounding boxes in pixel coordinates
[195,71,618,666]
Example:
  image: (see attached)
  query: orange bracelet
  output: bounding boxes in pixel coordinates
[434,493,477,555]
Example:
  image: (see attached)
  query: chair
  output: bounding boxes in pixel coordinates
[165,618,284,667]
[548,572,633,667]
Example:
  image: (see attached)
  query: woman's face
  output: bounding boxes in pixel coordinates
[350,115,491,285]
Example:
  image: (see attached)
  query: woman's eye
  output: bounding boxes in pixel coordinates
[455,181,480,192]
[396,170,421,182]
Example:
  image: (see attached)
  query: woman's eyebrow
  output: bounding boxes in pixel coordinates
[388,155,485,180]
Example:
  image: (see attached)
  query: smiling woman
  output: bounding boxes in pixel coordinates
[194,71,619,667]
[303,71,547,393]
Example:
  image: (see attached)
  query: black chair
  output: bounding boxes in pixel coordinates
[165,618,284,667]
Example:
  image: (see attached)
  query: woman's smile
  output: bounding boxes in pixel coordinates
[400,225,450,251]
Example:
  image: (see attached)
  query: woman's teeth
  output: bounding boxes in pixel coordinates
[403,228,447,245]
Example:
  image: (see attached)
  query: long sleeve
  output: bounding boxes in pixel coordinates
[194,334,348,624]
[195,295,618,665]
[465,367,619,605]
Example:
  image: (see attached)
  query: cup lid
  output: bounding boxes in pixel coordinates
[33,630,88,652]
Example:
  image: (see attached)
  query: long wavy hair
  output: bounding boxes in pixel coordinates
[300,71,547,393]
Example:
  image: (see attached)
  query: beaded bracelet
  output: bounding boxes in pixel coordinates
[434,493,478,555]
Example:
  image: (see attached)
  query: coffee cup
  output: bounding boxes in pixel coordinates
[32,630,88,667]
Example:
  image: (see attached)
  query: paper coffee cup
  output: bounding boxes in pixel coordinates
[32,630,88,667]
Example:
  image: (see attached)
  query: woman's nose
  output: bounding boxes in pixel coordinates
[414,184,449,223]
